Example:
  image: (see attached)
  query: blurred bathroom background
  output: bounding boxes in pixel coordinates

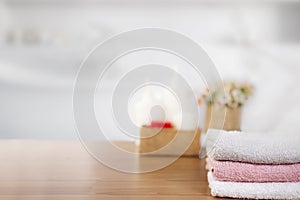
[1,0,300,140]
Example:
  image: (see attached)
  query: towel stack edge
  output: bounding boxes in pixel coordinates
[205,129,300,200]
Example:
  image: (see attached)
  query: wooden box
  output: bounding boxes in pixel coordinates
[204,105,242,132]
[137,126,201,157]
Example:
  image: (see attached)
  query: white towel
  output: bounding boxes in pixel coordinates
[208,172,300,200]
[206,129,300,164]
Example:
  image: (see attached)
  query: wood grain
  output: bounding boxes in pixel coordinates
[0,140,228,200]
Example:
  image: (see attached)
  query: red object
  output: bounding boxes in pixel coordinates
[150,121,173,128]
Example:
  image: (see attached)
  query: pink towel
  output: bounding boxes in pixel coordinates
[206,158,300,182]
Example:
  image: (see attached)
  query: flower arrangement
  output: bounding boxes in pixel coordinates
[199,82,253,109]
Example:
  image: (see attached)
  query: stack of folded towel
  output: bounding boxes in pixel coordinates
[204,129,300,200]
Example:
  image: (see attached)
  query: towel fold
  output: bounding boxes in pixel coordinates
[208,172,300,199]
[206,129,300,164]
[206,157,300,182]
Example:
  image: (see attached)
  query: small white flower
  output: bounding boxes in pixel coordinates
[199,82,252,108]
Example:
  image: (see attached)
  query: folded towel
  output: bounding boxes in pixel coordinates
[206,157,300,182]
[206,129,300,164]
[208,172,300,199]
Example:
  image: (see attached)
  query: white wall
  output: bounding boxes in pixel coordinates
[0,1,300,139]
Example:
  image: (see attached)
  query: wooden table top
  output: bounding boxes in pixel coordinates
[0,140,226,200]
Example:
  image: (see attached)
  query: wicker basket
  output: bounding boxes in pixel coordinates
[138,126,201,156]
[204,105,242,132]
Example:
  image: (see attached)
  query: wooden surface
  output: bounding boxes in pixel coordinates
[0,140,226,200]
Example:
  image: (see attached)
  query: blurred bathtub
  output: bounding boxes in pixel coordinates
[0,44,300,140]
